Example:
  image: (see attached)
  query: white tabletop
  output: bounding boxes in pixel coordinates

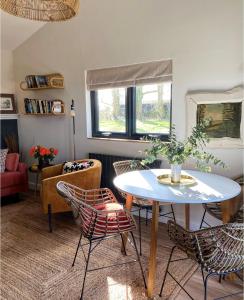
[113,169,241,204]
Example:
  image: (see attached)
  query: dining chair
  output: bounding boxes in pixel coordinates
[56,181,147,300]
[113,160,176,255]
[159,221,244,300]
[199,175,243,228]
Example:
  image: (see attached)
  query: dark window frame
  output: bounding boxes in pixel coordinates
[91,84,172,141]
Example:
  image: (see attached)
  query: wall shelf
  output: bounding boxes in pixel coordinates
[20,73,64,90]
[24,99,65,116]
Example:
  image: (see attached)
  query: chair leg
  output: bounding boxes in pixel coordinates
[159,246,176,297]
[130,232,147,289]
[120,233,127,256]
[204,273,211,300]
[138,208,142,256]
[218,275,222,283]
[48,204,52,233]
[171,204,176,223]
[200,209,207,229]
[72,232,83,267]
[80,241,92,300]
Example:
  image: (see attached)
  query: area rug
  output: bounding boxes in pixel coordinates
[1,196,197,300]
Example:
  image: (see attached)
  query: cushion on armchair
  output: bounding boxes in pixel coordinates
[0,149,8,172]
[5,153,20,171]
[63,160,94,173]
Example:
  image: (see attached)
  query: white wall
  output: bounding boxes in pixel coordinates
[1,50,15,93]
[13,0,243,228]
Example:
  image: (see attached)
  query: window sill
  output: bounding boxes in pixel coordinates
[87,137,150,143]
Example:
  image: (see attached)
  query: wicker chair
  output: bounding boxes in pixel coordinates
[159,221,244,300]
[113,160,176,255]
[200,175,243,228]
[56,181,146,300]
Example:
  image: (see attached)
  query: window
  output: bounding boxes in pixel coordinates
[91,82,172,140]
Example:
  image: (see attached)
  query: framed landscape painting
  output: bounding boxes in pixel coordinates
[186,86,244,148]
[0,94,16,114]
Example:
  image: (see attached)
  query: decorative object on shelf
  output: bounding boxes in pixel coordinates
[24,99,65,115]
[70,99,76,160]
[20,73,64,90]
[0,94,16,114]
[0,0,79,22]
[157,174,196,186]
[186,86,244,148]
[142,120,226,183]
[29,145,58,169]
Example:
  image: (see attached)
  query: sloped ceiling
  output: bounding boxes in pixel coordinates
[0,11,45,51]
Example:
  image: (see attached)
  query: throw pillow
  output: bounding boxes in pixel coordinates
[5,153,20,172]
[0,149,8,173]
[63,160,94,174]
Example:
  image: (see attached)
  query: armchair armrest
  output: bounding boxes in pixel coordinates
[18,162,28,173]
[41,163,63,180]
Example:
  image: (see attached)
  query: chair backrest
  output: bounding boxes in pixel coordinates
[56,181,118,239]
[113,160,146,176]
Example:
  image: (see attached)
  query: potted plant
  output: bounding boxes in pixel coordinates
[142,120,225,183]
[29,145,58,169]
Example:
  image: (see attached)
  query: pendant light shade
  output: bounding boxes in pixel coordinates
[0,0,79,22]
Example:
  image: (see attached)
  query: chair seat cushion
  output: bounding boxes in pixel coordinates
[82,202,135,238]
[0,171,23,188]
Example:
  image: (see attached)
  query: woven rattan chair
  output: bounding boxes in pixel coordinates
[159,221,244,300]
[113,160,176,255]
[56,181,146,300]
[200,175,243,228]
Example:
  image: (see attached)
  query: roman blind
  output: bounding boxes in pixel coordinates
[86,59,172,90]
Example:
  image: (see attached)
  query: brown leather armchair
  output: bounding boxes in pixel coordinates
[41,159,102,232]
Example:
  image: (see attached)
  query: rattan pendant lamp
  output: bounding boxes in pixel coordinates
[0,0,79,22]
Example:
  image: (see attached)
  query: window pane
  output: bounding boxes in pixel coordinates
[97,88,126,133]
[135,83,171,134]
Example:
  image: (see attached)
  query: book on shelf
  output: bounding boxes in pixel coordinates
[24,98,63,114]
[24,75,49,88]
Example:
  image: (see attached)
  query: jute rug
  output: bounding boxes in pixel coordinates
[1,195,197,300]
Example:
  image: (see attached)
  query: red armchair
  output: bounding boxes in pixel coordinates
[0,153,28,197]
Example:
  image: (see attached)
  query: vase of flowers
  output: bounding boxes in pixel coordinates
[142,120,225,183]
[29,145,58,169]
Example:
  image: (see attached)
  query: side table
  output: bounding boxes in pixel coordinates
[28,166,41,198]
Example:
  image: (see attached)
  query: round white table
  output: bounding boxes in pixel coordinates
[113,169,241,299]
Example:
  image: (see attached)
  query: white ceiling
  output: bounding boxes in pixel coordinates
[0,11,45,51]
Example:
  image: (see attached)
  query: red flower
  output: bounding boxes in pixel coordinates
[40,147,47,156]
[53,149,58,155]
[29,146,36,156]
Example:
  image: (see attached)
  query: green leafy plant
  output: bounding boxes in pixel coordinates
[142,119,226,172]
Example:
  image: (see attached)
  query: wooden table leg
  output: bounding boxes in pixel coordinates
[221,200,235,280]
[221,200,231,223]
[147,201,159,299]
[121,194,133,254]
[185,204,190,230]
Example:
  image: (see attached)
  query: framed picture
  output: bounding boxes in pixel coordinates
[186,86,244,148]
[0,94,17,114]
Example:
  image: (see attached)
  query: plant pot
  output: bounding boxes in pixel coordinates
[38,158,50,169]
[171,164,182,183]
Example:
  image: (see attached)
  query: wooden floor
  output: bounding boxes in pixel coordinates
[1,193,243,300]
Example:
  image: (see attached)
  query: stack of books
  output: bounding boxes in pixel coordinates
[24,98,55,114]
[25,75,48,88]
